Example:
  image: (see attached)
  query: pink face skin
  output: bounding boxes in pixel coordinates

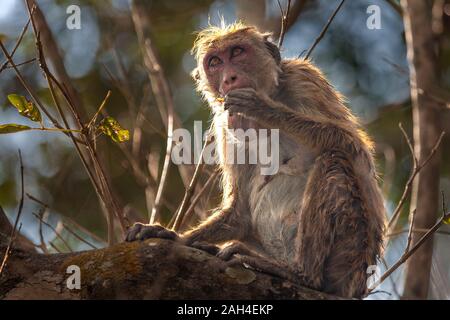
[203,42,256,129]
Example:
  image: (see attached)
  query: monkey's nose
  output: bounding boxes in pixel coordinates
[220,73,240,94]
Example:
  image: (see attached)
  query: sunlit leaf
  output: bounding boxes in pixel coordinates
[0,124,32,134]
[98,117,129,143]
[444,215,450,225]
[7,94,42,123]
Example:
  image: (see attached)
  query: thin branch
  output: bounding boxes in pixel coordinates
[0,150,25,276]
[171,133,214,231]
[303,0,346,59]
[405,208,416,252]
[32,213,73,253]
[3,58,36,69]
[179,170,220,229]
[277,0,292,48]
[386,228,450,238]
[372,210,450,291]
[0,17,31,73]
[36,207,49,254]
[87,90,112,129]
[62,223,97,249]
[385,0,403,16]
[386,125,444,232]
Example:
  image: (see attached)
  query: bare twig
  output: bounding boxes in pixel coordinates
[277,0,292,48]
[62,223,97,249]
[32,213,73,253]
[372,210,450,291]
[130,4,177,223]
[386,124,445,232]
[405,208,416,252]
[179,170,220,229]
[171,133,214,231]
[87,90,112,129]
[36,207,49,254]
[385,0,403,16]
[26,193,107,246]
[0,17,31,73]
[0,150,25,276]
[303,0,346,59]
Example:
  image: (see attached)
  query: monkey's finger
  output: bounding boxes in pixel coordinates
[125,223,143,242]
[135,225,161,240]
[156,228,179,240]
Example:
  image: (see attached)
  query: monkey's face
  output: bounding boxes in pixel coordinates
[193,30,280,129]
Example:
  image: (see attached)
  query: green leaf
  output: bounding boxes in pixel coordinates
[0,124,32,134]
[98,117,129,143]
[7,94,42,123]
[444,214,450,225]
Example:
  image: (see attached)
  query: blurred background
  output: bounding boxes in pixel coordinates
[0,0,449,299]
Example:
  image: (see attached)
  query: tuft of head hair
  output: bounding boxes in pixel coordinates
[192,21,259,62]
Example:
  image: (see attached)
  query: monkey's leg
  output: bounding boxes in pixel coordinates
[215,240,301,283]
[294,150,379,298]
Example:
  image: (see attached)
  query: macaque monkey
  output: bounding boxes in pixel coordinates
[126,23,385,299]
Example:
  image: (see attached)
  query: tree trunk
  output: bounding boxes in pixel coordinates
[0,239,339,300]
[401,0,442,299]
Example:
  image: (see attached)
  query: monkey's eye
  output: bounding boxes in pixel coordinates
[208,56,222,68]
[231,46,244,58]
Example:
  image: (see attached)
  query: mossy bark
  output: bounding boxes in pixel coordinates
[0,239,340,300]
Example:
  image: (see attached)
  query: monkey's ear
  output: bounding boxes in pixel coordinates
[264,36,281,65]
[191,67,201,81]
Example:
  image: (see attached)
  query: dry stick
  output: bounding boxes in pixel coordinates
[171,133,214,231]
[372,211,450,291]
[0,17,31,73]
[27,192,107,245]
[385,0,403,16]
[277,0,292,48]
[31,212,73,252]
[405,208,417,252]
[36,207,49,254]
[48,242,62,253]
[386,124,445,232]
[30,32,108,231]
[4,58,37,69]
[25,3,126,243]
[0,150,25,276]
[62,223,97,249]
[140,40,175,225]
[303,0,346,59]
[25,0,87,121]
[387,228,450,238]
[179,170,220,229]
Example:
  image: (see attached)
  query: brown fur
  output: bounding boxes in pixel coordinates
[187,24,385,298]
[127,23,386,299]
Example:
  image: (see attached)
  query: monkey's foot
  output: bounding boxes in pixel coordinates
[125,223,179,242]
[226,255,300,283]
[216,241,300,283]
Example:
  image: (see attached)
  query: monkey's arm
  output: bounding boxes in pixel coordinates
[224,88,364,157]
[126,207,247,245]
[181,207,247,245]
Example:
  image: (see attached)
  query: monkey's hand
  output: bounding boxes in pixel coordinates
[224,88,271,118]
[125,223,179,242]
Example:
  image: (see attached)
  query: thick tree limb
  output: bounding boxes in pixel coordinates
[0,239,340,300]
